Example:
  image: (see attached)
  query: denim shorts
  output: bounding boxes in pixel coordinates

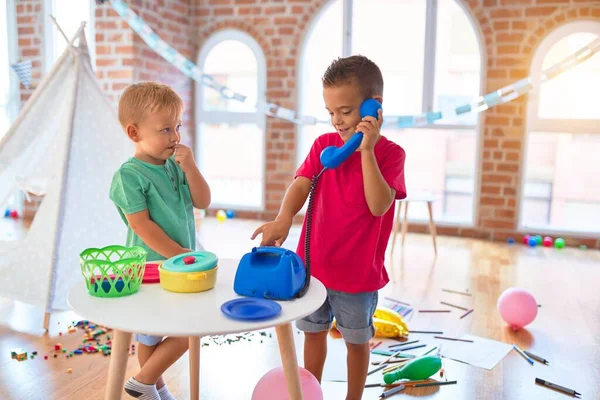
[135,334,164,347]
[296,289,378,344]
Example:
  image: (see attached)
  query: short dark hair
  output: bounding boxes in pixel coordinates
[322,55,384,99]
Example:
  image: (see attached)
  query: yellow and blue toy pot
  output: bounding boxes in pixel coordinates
[158,251,218,293]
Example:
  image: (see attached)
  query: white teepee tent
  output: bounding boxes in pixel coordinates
[0,25,132,327]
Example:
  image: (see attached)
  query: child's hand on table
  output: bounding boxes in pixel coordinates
[251,218,292,247]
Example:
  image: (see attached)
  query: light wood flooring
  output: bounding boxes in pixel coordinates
[0,217,599,399]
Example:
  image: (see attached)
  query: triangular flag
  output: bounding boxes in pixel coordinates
[10,60,32,89]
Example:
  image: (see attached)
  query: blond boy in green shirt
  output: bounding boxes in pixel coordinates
[110,82,210,400]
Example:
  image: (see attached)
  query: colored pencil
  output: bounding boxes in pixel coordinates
[409,330,444,334]
[442,288,472,296]
[388,340,419,348]
[419,309,451,313]
[380,384,405,398]
[513,345,534,365]
[440,301,470,311]
[414,380,458,388]
[535,378,580,397]
[369,340,382,350]
[524,350,549,365]
[460,309,474,319]
[434,336,474,343]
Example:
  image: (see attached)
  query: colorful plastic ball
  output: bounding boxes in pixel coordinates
[216,209,227,222]
[543,237,553,247]
[507,237,515,244]
[554,238,565,249]
[528,237,537,247]
[497,287,538,330]
[580,245,587,250]
[225,209,235,219]
[3,209,9,218]
[522,235,530,245]
[252,366,323,400]
[9,210,18,219]
[534,235,542,245]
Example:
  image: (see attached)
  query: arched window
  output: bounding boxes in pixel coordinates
[195,30,266,210]
[43,0,95,71]
[298,0,482,225]
[520,22,600,234]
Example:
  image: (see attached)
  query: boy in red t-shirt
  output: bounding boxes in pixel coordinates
[252,55,406,399]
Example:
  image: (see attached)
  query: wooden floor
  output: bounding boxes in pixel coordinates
[1,217,599,399]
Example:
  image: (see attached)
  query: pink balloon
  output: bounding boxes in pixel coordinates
[252,366,323,400]
[497,288,538,330]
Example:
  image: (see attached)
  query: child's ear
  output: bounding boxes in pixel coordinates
[126,124,140,142]
[373,96,383,106]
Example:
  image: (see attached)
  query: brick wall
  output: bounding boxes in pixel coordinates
[190,0,600,249]
[12,0,600,248]
[95,0,194,145]
[15,0,43,103]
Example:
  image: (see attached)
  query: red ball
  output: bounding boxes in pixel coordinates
[9,210,18,219]
[543,237,553,247]
[522,235,530,245]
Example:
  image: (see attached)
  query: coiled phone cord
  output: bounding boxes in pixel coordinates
[296,167,327,298]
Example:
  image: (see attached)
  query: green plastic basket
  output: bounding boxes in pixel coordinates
[80,245,147,298]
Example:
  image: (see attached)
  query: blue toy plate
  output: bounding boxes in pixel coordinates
[221,298,282,321]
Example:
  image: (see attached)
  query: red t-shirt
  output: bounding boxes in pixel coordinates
[295,133,407,293]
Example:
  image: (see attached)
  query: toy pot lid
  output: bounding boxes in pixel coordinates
[161,251,218,273]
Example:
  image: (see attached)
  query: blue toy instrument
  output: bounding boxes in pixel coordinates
[234,247,306,300]
[234,99,382,300]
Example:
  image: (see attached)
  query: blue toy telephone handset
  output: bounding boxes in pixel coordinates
[233,99,383,302]
[320,98,383,169]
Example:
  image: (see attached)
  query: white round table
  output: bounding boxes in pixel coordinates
[68,258,327,400]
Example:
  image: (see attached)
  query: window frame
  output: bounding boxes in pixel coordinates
[3,0,19,123]
[2,0,23,214]
[518,21,600,236]
[42,0,96,73]
[194,29,267,211]
[296,0,485,227]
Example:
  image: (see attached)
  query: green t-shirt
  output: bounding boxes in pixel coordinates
[109,156,195,261]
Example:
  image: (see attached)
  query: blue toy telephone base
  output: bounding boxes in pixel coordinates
[234,246,306,301]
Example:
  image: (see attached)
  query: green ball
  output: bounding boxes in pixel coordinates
[534,235,542,245]
[555,238,565,249]
[580,245,587,250]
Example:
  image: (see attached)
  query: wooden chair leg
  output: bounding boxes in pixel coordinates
[391,201,401,255]
[401,201,409,247]
[427,201,437,256]
[189,336,201,400]
[43,312,50,331]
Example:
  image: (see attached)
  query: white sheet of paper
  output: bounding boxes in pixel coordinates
[439,334,512,370]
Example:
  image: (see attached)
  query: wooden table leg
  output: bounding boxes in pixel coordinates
[105,330,132,400]
[189,336,201,400]
[401,201,409,247]
[427,201,437,256]
[275,323,303,400]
